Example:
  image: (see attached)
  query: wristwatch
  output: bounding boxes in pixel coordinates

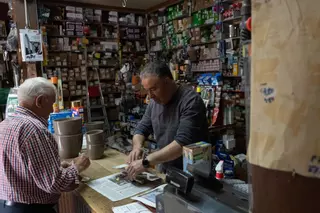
[142,157,150,168]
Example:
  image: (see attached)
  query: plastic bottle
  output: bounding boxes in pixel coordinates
[215,160,224,180]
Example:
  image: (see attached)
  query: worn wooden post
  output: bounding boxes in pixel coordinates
[248,0,320,212]
[12,0,38,81]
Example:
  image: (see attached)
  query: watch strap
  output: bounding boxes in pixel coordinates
[142,156,150,168]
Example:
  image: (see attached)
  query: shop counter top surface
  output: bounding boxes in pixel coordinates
[72,149,162,213]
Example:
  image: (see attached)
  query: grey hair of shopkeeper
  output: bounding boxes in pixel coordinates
[17,77,56,105]
[140,61,173,80]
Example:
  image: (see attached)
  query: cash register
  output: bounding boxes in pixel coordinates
[156,161,249,213]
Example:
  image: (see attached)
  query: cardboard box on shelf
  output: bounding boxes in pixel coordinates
[66,31,75,36]
[62,84,68,89]
[183,141,212,175]
[84,8,94,15]
[66,22,75,30]
[75,13,84,21]
[76,7,83,14]
[66,13,76,20]
[86,15,94,22]
[194,36,201,44]
[57,38,64,50]
[94,15,101,22]
[95,10,102,16]
[63,38,70,50]
[66,6,76,12]
[75,23,83,31]
[109,11,118,17]
[59,54,68,62]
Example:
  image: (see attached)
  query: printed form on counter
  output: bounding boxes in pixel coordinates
[132,184,167,208]
[87,173,151,202]
[112,202,152,213]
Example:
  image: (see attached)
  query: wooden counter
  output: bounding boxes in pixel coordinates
[58,149,142,213]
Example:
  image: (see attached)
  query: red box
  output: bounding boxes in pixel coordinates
[88,86,100,97]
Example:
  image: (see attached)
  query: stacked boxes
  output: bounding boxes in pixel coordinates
[83,8,102,23]
[65,6,84,36]
[183,141,212,175]
[108,11,118,24]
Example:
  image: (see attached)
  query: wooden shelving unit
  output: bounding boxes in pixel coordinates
[37,2,148,123]
[146,0,247,149]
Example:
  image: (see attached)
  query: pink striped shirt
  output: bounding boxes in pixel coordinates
[0,106,79,204]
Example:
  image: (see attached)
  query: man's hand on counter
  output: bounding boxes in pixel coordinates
[127,148,143,164]
[61,161,71,168]
[126,159,146,180]
[73,155,91,173]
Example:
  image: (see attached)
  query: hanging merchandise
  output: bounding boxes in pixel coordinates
[38,6,50,23]
[7,0,13,19]
[19,29,43,62]
[19,0,43,62]
[12,62,20,88]
[212,86,222,125]
[6,23,18,52]
[5,88,18,119]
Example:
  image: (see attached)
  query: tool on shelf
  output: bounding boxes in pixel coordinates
[85,64,111,136]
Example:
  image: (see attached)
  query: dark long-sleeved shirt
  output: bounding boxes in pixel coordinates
[0,107,79,204]
[135,86,208,171]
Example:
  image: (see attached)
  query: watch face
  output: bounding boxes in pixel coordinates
[143,159,149,168]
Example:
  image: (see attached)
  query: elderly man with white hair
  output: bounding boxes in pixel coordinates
[0,77,90,213]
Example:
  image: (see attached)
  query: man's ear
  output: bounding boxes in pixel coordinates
[35,95,43,108]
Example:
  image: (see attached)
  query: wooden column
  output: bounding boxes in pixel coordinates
[12,0,38,81]
[248,0,320,212]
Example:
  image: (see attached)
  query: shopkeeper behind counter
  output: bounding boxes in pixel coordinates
[126,61,208,178]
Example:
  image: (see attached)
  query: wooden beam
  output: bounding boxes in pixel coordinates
[147,0,181,13]
[249,0,320,212]
[38,0,146,14]
[12,0,39,81]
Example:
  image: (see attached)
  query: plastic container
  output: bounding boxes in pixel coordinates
[53,117,82,135]
[85,130,105,144]
[54,133,83,159]
[87,144,105,160]
[85,121,104,131]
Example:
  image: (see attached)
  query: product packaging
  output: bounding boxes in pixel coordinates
[183,141,212,175]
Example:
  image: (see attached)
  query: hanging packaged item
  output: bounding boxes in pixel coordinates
[5,88,18,119]
[19,29,43,62]
[6,23,18,52]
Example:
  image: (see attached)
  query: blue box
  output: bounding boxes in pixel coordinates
[48,111,73,133]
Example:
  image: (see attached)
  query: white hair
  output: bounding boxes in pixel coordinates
[17,77,57,104]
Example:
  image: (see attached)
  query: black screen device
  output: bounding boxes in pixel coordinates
[165,167,194,195]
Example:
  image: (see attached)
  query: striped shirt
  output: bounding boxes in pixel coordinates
[0,106,79,204]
